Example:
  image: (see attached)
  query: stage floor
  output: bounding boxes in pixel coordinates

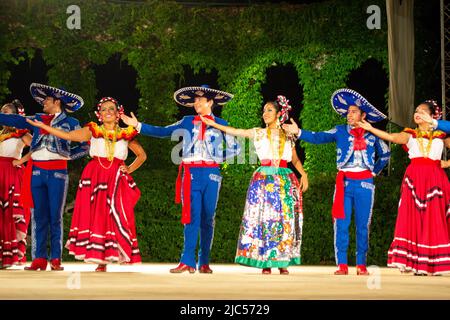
[0,263,449,300]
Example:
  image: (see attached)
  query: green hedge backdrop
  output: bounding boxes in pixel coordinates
[0,0,439,266]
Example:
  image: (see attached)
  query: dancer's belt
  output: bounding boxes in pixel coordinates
[260,159,288,168]
[411,157,440,166]
[0,156,16,162]
[175,161,219,224]
[21,159,68,209]
[332,170,373,219]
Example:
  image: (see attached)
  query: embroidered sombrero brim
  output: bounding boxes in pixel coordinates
[30,83,84,113]
[173,86,233,107]
[331,88,386,123]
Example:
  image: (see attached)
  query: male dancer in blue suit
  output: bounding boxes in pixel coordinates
[121,85,240,273]
[283,89,390,275]
[0,83,88,271]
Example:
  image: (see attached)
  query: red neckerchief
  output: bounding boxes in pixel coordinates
[349,127,367,150]
[192,115,215,140]
[39,114,55,135]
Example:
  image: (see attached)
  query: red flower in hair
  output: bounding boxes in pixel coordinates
[425,100,442,120]
[277,95,292,124]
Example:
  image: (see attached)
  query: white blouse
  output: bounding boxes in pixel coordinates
[0,138,25,160]
[253,128,294,162]
[89,137,129,160]
[406,135,443,160]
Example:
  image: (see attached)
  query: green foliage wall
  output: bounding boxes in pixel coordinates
[1,0,414,266]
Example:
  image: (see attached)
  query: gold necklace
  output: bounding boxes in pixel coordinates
[267,127,286,167]
[100,124,119,163]
[416,127,433,158]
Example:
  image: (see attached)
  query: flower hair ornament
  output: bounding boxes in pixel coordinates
[12,99,25,116]
[425,100,442,120]
[277,95,292,125]
[95,97,124,122]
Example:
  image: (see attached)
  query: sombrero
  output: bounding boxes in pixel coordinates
[331,88,386,123]
[173,85,233,107]
[30,83,84,113]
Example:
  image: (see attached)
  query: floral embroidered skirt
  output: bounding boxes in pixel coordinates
[235,166,303,268]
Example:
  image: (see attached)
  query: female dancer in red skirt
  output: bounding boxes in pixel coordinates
[27,97,146,272]
[0,100,32,268]
[359,100,450,275]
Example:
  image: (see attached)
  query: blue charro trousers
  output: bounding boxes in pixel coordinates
[30,167,68,260]
[334,177,375,266]
[180,167,222,268]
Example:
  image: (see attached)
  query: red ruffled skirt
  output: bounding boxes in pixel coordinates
[0,157,30,267]
[66,157,141,264]
[387,158,450,275]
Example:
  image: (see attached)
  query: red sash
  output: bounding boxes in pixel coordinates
[411,157,440,166]
[0,156,15,163]
[332,170,373,219]
[175,161,219,224]
[20,159,68,209]
[260,159,288,168]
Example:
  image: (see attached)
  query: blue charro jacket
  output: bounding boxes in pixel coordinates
[139,114,241,163]
[0,112,89,160]
[299,124,390,175]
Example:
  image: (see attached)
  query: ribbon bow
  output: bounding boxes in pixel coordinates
[350,127,367,150]
[39,114,55,135]
[193,115,215,140]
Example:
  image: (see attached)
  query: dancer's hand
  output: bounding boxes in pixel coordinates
[300,174,308,192]
[441,160,450,169]
[121,112,139,127]
[417,109,433,125]
[358,119,373,131]
[119,165,129,173]
[282,119,299,135]
[26,118,45,128]
[199,115,215,127]
[12,159,22,167]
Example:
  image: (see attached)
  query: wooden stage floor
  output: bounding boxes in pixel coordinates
[0,263,449,300]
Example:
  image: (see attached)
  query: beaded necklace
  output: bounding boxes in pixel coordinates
[0,127,16,142]
[415,128,433,158]
[97,124,120,169]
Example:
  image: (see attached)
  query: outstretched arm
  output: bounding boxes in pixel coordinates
[0,114,34,130]
[200,115,253,138]
[122,112,183,138]
[283,119,337,144]
[291,148,308,192]
[26,118,91,142]
[282,119,300,136]
[122,139,147,174]
[358,120,409,144]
